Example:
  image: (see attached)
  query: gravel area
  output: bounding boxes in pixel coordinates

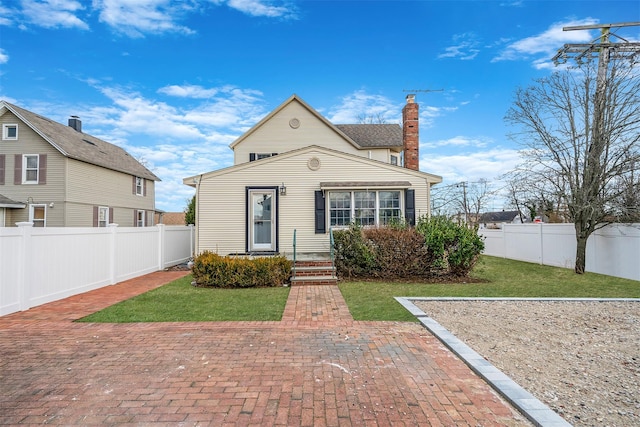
[414,300,640,427]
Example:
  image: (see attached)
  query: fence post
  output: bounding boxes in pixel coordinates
[538,223,543,264]
[189,224,195,258]
[108,223,118,284]
[16,222,33,311]
[157,224,165,270]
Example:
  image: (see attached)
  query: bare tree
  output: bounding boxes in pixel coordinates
[431,180,494,228]
[356,112,389,124]
[505,58,640,273]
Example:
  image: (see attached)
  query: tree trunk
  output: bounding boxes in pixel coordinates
[574,229,588,274]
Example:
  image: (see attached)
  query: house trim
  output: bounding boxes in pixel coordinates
[184,145,442,188]
[229,95,362,151]
[320,181,412,190]
[245,186,280,254]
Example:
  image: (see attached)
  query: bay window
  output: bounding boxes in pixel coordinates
[329,190,403,227]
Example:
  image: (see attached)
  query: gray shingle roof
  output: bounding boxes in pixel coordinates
[335,124,403,149]
[1,101,159,181]
[479,210,520,222]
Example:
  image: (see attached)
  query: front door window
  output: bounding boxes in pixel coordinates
[249,190,276,251]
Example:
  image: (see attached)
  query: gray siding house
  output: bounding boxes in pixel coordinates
[184,94,442,258]
[0,101,159,227]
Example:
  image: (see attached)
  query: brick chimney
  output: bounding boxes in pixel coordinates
[68,116,82,132]
[402,94,419,171]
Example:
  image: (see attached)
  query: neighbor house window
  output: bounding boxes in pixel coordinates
[136,210,145,227]
[23,155,39,184]
[29,204,46,227]
[329,190,402,227]
[2,124,17,140]
[135,177,144,195]
[390,155,398,166]
[98,206,109,227]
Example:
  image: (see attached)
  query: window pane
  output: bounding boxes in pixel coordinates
[354,191,375,226]
[329,192,351,226]
[26,156,38,169]
[26,170,38,182]
[379,191,402,225]
[7,126,17,138]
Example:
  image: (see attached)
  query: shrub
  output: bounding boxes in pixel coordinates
[332,216,484,280]
[192,251,292,288]
[362,227,430,278]
[415,216,485,277]
[332,223,376,278]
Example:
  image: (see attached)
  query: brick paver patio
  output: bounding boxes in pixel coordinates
[0,271,532,426]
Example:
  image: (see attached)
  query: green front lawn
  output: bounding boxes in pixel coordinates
[78,276,290,322]
[339,256,640,321]
[78,256,639,323]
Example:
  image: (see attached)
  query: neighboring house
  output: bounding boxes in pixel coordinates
[0,101,159,227]
[184,94,442,258]
[479,210,523,229]
[155,211,187,225]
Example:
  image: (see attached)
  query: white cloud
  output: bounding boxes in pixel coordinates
[93,0,196,38]
[21,0,89,30]
[0,48,8,64]
[327,90,401,124]
[227,0,297,18]
[422,148,521,184]
[422,135,490,149]
[438,33,481,60]
[158,84,220,99]
[492,18,599,65]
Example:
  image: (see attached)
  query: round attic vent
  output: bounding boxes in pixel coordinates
[307,157,321,171]
[289,118,300,129]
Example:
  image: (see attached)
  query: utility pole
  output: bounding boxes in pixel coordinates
[552,22,640,210]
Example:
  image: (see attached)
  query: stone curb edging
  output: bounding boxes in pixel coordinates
[395,297,577,427]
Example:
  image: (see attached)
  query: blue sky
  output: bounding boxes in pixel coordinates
[1,0,638,213]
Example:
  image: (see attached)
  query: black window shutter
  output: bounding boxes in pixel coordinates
[405,189,415,226]
[38,154,47,185]
[132,176,136,194]
[249,153,256,162]
[143,179,147,196]
[109,208,114,224]
[314,190,326,234]
[93,206,99,227]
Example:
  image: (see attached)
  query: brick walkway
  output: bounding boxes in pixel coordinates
[0,271,532,426]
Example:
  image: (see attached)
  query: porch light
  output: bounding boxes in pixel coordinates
[279,182,287,196]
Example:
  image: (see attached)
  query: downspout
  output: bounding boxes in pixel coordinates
[194,174,203,256]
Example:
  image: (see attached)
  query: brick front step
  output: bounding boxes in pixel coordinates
[290,275,338,286]
[290,261,337,286]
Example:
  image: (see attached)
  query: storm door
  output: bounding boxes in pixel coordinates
[249,189,276,252]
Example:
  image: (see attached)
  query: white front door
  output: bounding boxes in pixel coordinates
[249,189,276,252]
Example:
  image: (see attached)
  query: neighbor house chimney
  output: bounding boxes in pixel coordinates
[402,94,419,171]
[68,116,82,132]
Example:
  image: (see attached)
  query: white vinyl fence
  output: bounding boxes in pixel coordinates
[0,223,195,316]
[480,223,640,281]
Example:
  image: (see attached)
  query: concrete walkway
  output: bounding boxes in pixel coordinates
[0,271,532,426]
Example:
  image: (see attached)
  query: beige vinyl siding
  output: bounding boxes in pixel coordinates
[0,111,66,226]
[66,159,155,226]
[233,102,389,165]
[196,148,433,256]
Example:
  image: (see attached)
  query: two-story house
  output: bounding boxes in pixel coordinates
[183,94,442,258]
[0,101,159,227]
